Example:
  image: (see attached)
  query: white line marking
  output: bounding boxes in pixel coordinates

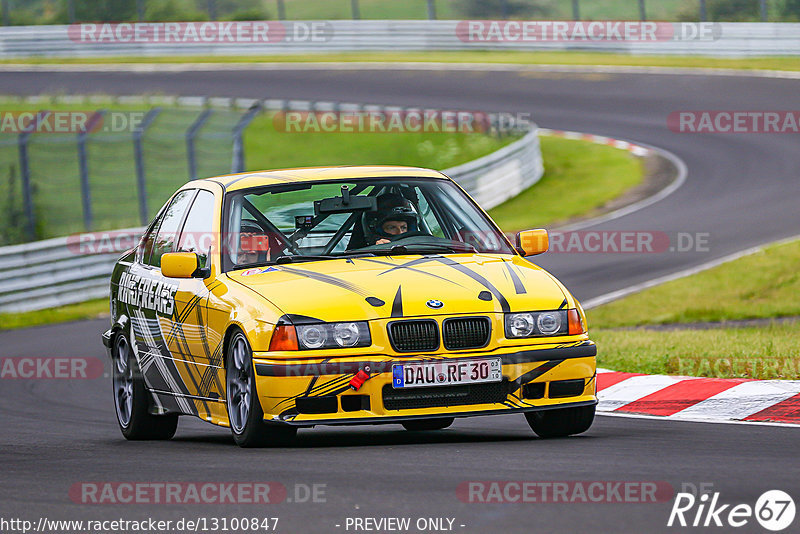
[597,374,688,411]
[671,381,800,421]
[597,411,800,429]
[583,234,800,309]
[2,62,800,81]
[553,135,688,234]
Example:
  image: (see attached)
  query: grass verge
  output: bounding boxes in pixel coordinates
[0,134,645,330]
[3,51,800,72]
[0,298,109,331]
[593,323,800,380]
[588,238,800,328]
[488,135,643,231]
[588,238,800,379]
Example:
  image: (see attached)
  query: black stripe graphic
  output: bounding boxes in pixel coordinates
[391,286,403,318]
[432,256,511,313]
[504,261,527,295]
[279,266,371,297]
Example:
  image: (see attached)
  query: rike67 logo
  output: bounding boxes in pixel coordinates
[668,488,795,531]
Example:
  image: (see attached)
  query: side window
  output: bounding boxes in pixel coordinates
[417,187,446,239]
[177,190,215,268]
[147,190,196,268]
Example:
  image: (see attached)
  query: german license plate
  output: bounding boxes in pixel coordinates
[392,358,502,389]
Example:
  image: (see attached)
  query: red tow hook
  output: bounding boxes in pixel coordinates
[349,367,371,390]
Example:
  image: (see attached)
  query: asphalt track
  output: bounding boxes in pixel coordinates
[1,65,799,533]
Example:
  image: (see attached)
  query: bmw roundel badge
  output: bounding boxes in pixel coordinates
[426,299,444,309]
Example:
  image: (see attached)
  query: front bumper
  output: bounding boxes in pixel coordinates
[253,341,597,426]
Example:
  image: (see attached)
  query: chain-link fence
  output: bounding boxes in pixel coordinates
[1,1,799,25]
[0,100,258,245]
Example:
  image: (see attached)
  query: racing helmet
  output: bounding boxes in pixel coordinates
[363,193,421,241]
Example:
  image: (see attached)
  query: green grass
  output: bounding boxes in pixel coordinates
[4,51,800,72]
[588,238,800,328]
[0,97,518,243]
[594,323,800,379]
[0,298,109,331]
[243,112,515,170]
[588,237,800,379]
[488,136,643,231]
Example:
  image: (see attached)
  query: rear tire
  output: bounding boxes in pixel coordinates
[112,331,178,440]
[226,330,296,447]
[402,417,454,431]
[525,405,595,438]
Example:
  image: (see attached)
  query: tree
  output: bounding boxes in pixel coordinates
[708,0,759,21]
[784,0,800,21]
[458,0,556,19]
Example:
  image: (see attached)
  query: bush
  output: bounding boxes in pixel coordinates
[146,0,209,22]
[223,8,271,21]
[457,0,556,19]
[784,0,800,20]
[677,0,762,21]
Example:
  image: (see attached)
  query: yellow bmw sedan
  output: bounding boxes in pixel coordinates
[102,166,597,447]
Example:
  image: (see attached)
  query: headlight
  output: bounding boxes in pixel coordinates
[505,310,569,338]
[508,313,535,337]
[296,322,371,350]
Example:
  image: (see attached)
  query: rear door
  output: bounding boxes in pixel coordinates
[125,189,198,415]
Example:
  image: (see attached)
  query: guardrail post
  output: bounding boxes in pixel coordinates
[276,0,286,20]
[2,0,9,26]
[17,111,49,241]
[572,0,580,20]
[699,0,707,21]
[760,0,768,21]
[76,110,105,231]
[231,103,262,174]
[426,0,436,20]
[67,0,75,23]
[186,108,213,180]
[639,0,647,21]
[133,108,161,226]
[137,0,145,21]
[351,0,360,20]
[207,0,217,21]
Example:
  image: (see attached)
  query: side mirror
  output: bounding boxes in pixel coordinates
[516,229,549,257]
[161,252,200,279]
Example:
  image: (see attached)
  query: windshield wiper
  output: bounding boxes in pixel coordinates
[274,255,335,264]
[274,252,377,264]
[375,243,478,256]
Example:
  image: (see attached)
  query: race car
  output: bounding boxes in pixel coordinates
[102,166,597,447]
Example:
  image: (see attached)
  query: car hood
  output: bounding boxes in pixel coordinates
[227,254,569,322]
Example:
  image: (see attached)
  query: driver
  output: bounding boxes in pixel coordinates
[236,220,269,265]
[374,207,417,245]
[366,193,421,245]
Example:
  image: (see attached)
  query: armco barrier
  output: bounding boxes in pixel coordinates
[0,22,799,57]
[0,98,543,314]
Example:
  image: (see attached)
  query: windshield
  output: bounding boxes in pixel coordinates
[222,177,514,271]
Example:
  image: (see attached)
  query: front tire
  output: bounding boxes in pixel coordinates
[226,330,296,448]
[402,417,454,431]
[112,331,178,440]
[525,405,595,438]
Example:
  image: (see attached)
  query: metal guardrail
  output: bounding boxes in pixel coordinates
[0,98,544,314]
[0,22,799,57]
